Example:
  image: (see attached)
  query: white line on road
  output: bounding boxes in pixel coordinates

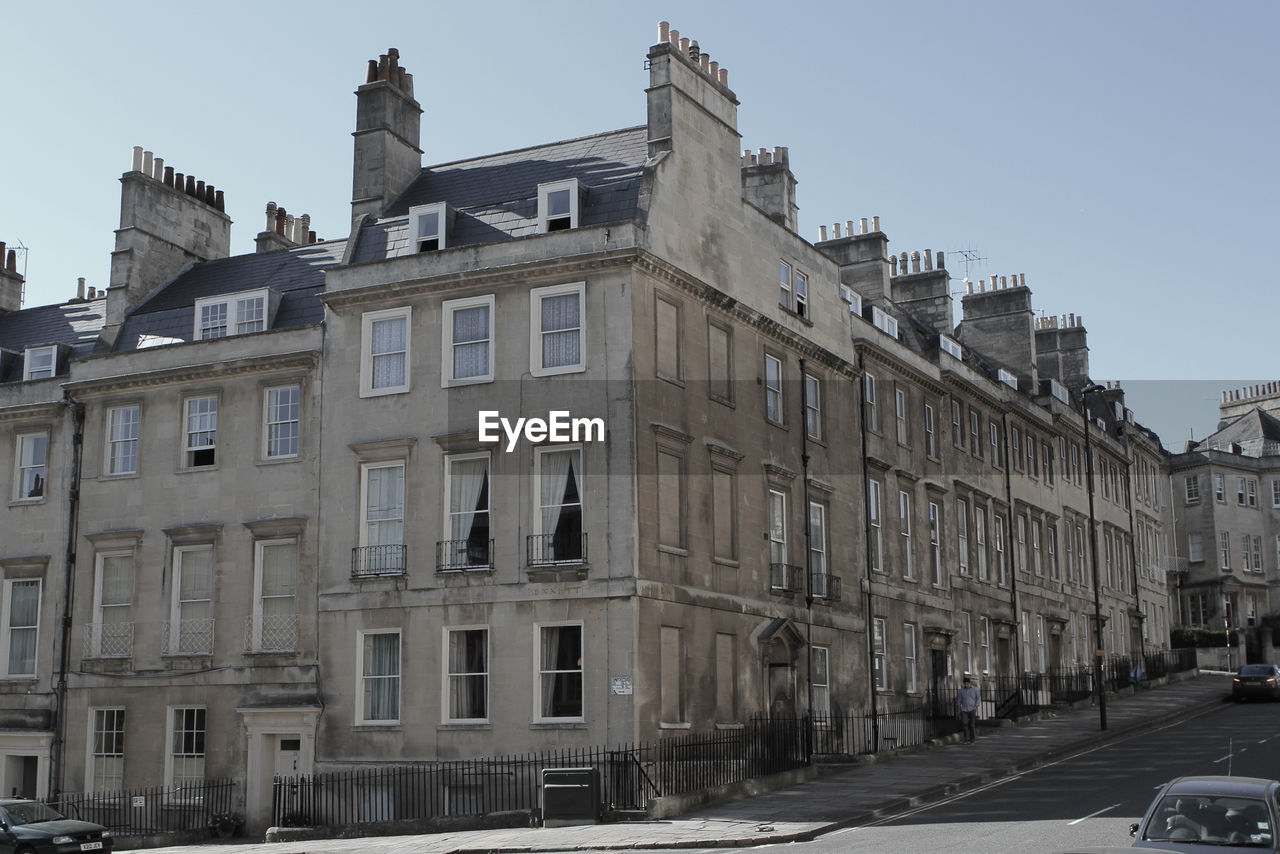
[1068,803,1120,825]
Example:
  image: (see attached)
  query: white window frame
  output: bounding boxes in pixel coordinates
[443,625,490,724]
[169,545,213,656]
[251,538,297,653]
[88,707,125,793]
[924,403,937,457]
[442,294,494,386]
[14,431,48,501]
[533,445,585,564]
[903,623,918,692]
[356,629,402,725]
[408,202,449,252]
[91,550,133,658]
[929,501,943,586]
[956,498,969,575]
[1272,479,1280,509]
[962,613,974,675]
[980,616,992,673]
[812,646,830,718]
[359,461,406,559]
[263,385,301,460]
[975,507,989,581]
[765,354,784,423]
[768,489,788,568]
[804,373,822,440]
[794,269,809,318]
[165,706,206,788]
[536,621,585,722]
[360,306,411,397]
[1220,531,1231,570]
[1,578,41,677]
[1185,475,1200,503]
[895,387,908,445]
[194,288,269,339]
[105,404,140,476]
[537,179,582,232]
[778,261,792,310]
[864,373,878,432]
[872,617,888,690]
[22,345,56,380]
[809,501,829,597]
[182,395,217,468]
[899,490,913,579]
[444,452,492,569]
[1215,474,1226,503]
[996,515,1009,586]
[868,479,883,573]
[529,282,585,376]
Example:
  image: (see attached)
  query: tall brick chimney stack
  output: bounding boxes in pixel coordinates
[0,242,23,314]
[741,147,799,233]
[100,147,232,347]
[351,48,423,221]
[957,273,1039,392]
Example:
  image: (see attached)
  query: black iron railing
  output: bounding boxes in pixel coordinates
[436,539,493,572]
[769,563,802,594]
[351,544,406,577]
[527,533,587,567]
[49,779,234,837]
[810,572,842,602]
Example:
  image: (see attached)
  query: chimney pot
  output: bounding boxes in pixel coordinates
[131,146,144,172]
[88,286,97,300]
[924,249,933,271]
[860,217,868,234]
[142,150,154,177]
[679,37,689,53]
[872,215,880,231]
[152,157,164,180]
[184,174,196,196]
[890,255,898,277]
[818,225,828,241]
[689,40,700,61]
[937,250,945,269]
[658,21,670,43]
[309,230,317,244]
[214,190,225,212]
[911,251,921,273]
[164,166,175,187]
[6,249,15,272]
[669,29,679,45]
[709,60,719,78]
[718,68,729,85]
[832,222,842,239]
[77,277,86,300]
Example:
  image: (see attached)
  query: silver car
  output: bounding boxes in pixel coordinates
[1131,776,1280,851]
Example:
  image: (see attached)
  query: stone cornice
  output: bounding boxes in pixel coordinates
[0,401,62,424]
[63,351,319,397]
[854,340,949,398]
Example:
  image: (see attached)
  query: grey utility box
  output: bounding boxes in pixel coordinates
[541,766,601,826]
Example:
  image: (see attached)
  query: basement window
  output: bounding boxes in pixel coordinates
[407,202,452,253]
[537,180,582,233]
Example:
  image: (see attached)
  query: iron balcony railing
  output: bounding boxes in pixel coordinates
[769,563,802,594]
[82,622,133,659]
[436,539,494,572]
[527,533,587,567]
[244,614,298,653]
[352,544,407,578]
[161,619,214,656]
[810,572,842,602]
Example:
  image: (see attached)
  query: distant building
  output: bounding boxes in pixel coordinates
[0,25,1172,831]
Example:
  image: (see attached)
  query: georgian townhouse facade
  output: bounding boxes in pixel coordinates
[0,23,1175,832]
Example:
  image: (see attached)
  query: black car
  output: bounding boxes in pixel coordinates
[0,799,113,853]
[1131,775,1280,851]
[1233,664,1280,701]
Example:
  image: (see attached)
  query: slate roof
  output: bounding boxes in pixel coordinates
[114,239,346,352]
[0,297,106,382]
[1195,407,1280,458]
[351,126,649,264]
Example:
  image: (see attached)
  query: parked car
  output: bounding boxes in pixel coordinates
[1232,664,1280,701]
[0,799,114,853]
[1131,776,1280,851]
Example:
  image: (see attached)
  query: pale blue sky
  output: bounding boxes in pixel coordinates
[1,1,1275,446]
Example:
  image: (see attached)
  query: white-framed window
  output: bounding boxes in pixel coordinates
[1017,515,1029,573]
[1247,479,1258,508]
[969,410,981,456]
[768,489,788,568]
[1076,525,1087,583]
[929,502,942,586]
[1,579,40,677]
[1215,474,1226,503]
[530,282,585,376]
[252,539,297,652]
[534,445,584,565]
[1070,443,1081,484]
[1032,520,1043,576]
[951,400,963,448]
[1043,443,1054,485]
[90,707,125,793]
[537,179,581,232]
[864,373,878,432]
[903,623,918,692]
[358,629,401,724]
[1220,531,1231,570]
[895,387,908,445]
[804,374,822,440]
[14,431,48,500]
[990,423,1002,468]
[975,507,989,582]
[445,626,489,723]
[778,261,792,310]
[170,546,213,655]
[1021,610,1032,670]
[194,289,269,339]
[167,707,205,787]
[1026,432,1037,475]
[765,354,784,423]
[812,645,830,718]
[1272,479,1280,509]
[538,623,584,720]
[899,490,913,579]
[961,613,974,675]
[408,202,449,252]
[1252,535,1263,572]
[1185,475,1200,503]
[980,616,992,673]
[92,551,133,658]
[359,461,406,574]
[106,404,140,476]
[360,307,411,397]
[1011,427,1022,470]
[871,306,898,337]
[794,270,809,318]
[924,403,937,457]
[444,453,492,570]
[868,479,883,572]
[1036,615,1047,672]
[182,396,217,468]
[996,514,1008,586]
[1047,525,1058,580]
[263,385,300,460]
[872,617,887,690]
[956,498,970,575]
[442,295,494,385]
[808,501,829,596]
[23,345,56,380]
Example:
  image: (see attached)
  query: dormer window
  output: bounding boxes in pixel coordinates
[538,179,582,232]
[407,202,451,253]
[193,289,278,340]
[22,346,56,381]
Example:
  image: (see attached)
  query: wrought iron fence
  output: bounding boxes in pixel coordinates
[808,699,935,755]
[49,779,234,837]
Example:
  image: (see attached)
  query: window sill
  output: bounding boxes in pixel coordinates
[530,720,587,729]
[352,723,402,730]
[359,386,410,398]
[439,722,491,730]
[709,394,735,409]
[8,498,46,508]
[711,557,739,568]
[714,722,745,731]
[176,465,219,474]
[257,456,301,466]
[442,376,494,388]
[658,721,691,730]
[656,374,686,389]
[98,472,139,481]
[531,365,587,378]
[656,544,688,557]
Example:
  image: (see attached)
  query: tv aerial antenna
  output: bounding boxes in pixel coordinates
[950,246,988,296]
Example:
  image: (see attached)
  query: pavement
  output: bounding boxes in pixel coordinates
[140,672,1231,853]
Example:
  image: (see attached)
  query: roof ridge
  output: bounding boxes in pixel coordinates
[419,125,646,173]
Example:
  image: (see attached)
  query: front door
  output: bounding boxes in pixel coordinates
[768,663,796,718]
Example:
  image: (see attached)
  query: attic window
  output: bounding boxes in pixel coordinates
[194,289,276,340]
[998,368,1018,390]
[22,346,56,381]
[538,180,582,233]
[871,306,898,338]
[939,335,963,361]
[408,203,450,252]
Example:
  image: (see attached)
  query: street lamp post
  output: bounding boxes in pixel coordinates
[1082,383,1107,731]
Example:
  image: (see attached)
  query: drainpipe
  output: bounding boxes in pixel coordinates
[799,358,814,723]
[1082,384,1108,730]
[50,392,85,797]
[1121,430,1144,673]
[856,350,878,751]
[1001,412,1023,694]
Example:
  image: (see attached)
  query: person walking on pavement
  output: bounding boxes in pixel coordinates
[956,674,981,744]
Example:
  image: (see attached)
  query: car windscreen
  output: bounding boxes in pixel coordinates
[1,801,66,825]
[1144,794,1272,846]
[1239,665,1276,676]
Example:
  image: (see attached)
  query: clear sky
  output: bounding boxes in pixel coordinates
[1,1,1275,447]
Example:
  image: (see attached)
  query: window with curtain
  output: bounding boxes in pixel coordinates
[444,296,493,384]
[808,502,828,596]
[173,547,212,654]
[256,540,297,651]
[531,284,584,374]
[768,490,787,566]
[448,456,490,567]
[4,579,40,676]
[536,447,582,562]
[95,552,132,657]
[363,462,405,549]
[107,405,139,475]
[169,707,205,786]
[447,628,488,721]
[539,625,583,718]
[362,631,401,723]
[812,646,830,718]
[360,308,410,396]
[92,708,125,793]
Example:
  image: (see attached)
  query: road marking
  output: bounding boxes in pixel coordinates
[1068,803,1120,825]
